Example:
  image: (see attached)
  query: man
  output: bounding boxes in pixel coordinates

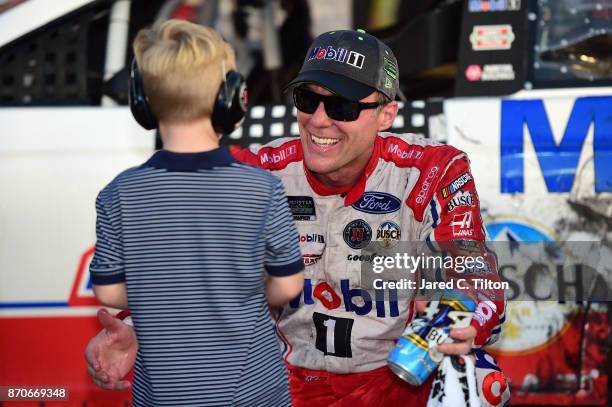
[87,29,507,406]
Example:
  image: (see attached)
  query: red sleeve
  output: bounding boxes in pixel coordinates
[429,157,485,241]
[427,157,506,346]
[231,146,261,166]
[231,139,302,171]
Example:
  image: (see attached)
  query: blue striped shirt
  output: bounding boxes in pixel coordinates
[90,147,303,406]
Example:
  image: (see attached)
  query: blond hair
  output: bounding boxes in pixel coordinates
[133,19,236,123]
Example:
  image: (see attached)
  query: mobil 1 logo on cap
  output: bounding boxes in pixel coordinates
[308,46,366,69]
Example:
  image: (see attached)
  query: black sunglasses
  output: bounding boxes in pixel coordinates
[292,87,382,122]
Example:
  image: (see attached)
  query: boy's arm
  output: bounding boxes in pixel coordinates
[90,187,129,307]
[87,187,136,388]
[93,283,129,310]
[264,179,305,306]
[266,273,304,306]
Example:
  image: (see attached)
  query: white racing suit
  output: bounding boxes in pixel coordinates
[235,132,509,406]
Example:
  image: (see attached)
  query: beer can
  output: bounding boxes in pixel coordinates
[388,327,439,386]
[387,290,476,385]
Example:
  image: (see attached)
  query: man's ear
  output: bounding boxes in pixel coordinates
[377,101,399,131]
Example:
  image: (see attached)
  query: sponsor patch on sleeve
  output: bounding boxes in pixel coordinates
[446,190,475,212]
[440,172,473,199]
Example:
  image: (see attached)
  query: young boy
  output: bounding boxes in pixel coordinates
[90,19,304,406]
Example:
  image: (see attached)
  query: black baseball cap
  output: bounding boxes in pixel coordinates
[285,29,399,101]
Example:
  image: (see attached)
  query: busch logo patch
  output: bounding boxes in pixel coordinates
[376,221,401,248]
[446,191,475,212]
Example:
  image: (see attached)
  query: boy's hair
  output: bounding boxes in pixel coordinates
[133,19,236,124]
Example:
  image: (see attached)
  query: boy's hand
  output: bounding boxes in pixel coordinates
[85,308,138,390]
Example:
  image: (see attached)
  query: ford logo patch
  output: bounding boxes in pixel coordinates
[352,192,401,214]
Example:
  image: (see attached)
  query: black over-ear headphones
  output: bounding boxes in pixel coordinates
[128,58,248,134]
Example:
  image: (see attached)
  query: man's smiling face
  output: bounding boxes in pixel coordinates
[296,84,385,183]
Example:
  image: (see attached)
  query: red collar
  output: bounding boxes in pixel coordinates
[304,136,382,206]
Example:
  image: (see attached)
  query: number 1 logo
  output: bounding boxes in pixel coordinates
[313,312,354,358]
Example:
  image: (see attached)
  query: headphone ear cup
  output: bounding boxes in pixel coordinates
[128,59,158,130]
[212,71,247,135]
